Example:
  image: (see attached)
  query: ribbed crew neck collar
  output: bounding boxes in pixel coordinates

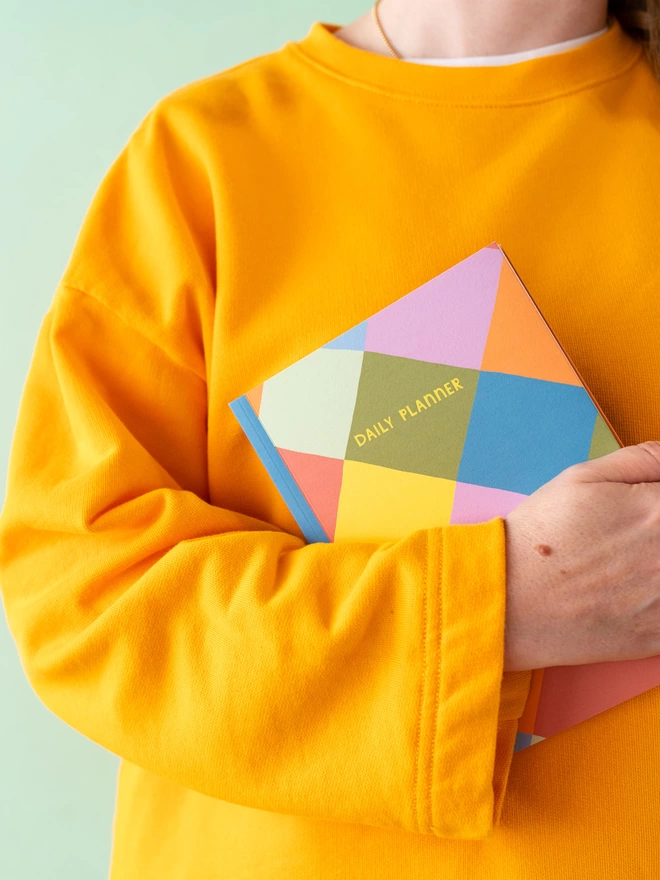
[288,17,643,106]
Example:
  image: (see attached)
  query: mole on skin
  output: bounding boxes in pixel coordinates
[534,544,553,556]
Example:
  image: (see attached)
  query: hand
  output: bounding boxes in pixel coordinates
[503,440,660,672]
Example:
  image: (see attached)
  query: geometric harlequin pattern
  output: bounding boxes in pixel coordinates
[233,242,627,750]
[255,243,621,546]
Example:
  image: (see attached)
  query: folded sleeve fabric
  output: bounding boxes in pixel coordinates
[0,100,532,841]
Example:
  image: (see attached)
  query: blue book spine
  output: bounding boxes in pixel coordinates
[228,395,330,545]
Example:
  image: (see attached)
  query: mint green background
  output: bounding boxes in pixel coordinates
[0,3,362,877]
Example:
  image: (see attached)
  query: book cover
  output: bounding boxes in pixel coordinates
[229,241,660,751]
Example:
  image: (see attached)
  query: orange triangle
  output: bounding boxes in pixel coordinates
[246,383,263,416]
[278,449,344,541]
[480,259,581,386]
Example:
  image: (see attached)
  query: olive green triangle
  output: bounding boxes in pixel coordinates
[588,413,621,461]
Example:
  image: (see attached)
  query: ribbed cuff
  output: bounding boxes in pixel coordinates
[418,517,531,839]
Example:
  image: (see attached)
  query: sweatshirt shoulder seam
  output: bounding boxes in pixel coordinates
[152,50,283,107]
[59,283,208,385]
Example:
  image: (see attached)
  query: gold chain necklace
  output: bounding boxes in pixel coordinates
[371,0,401,58]
[371,5,614,65]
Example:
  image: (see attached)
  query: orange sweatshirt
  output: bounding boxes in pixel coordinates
[1,16,659,879]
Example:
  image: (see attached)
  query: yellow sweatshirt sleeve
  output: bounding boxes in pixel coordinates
[0,98,531,841]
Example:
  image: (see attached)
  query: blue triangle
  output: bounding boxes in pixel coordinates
[323,320,368,351]
[514,731,533,752]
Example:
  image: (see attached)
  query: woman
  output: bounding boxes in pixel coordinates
[2,0,660,877]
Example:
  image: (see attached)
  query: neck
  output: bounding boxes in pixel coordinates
[335,0,610,60]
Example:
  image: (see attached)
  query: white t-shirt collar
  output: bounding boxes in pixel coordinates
[405,21,610,67]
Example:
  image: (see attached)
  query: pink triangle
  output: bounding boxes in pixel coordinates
[278,449,344,541]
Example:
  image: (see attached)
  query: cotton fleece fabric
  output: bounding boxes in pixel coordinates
[1,15,659,880]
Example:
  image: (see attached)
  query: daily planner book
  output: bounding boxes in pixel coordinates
[229,241,660,751]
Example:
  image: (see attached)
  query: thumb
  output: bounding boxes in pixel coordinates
[574,440,660,485]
